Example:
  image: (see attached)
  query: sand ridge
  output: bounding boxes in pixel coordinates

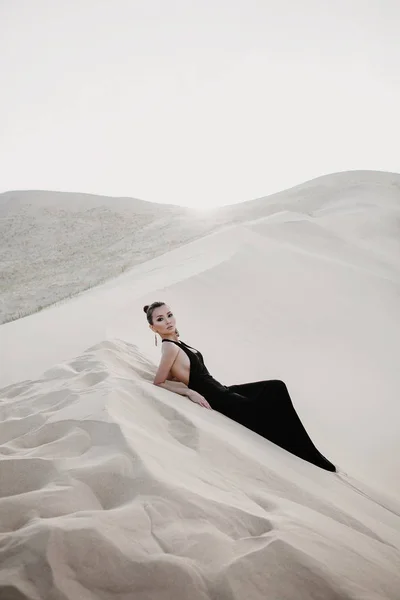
[1,339,399,599]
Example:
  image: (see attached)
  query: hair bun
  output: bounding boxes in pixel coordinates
[143,305,149,313]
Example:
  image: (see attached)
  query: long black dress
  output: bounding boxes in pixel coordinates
[163,339,336,472]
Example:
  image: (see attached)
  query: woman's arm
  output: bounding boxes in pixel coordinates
[158,381,212,408]
[153,343,212,408]
[153,344,189,395]
[156,380,191,396]
[153,343,180,385]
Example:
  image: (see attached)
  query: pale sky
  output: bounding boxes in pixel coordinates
[1,0,399,208]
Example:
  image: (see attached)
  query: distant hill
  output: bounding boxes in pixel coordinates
[1,170,399,324]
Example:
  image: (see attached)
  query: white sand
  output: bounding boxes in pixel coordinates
[0,171,400,599]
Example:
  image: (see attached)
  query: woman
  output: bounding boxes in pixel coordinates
[144,301,336,472]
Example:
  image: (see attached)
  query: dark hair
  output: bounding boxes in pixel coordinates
[143,301,165,324]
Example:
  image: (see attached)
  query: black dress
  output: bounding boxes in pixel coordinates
[163,339,336,472]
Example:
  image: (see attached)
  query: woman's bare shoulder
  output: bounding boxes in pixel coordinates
[161,340,179,354]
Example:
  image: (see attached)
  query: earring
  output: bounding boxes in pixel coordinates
[154,334,158,346]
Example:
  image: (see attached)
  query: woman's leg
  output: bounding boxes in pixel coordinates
[227,380,336,472]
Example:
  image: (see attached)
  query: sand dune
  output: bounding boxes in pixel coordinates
[0,190,213,324]
[1,339,399,599]
[1,171,400,598]
[2,170,399,323]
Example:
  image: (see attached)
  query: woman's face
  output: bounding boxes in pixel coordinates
[151,304,176,336]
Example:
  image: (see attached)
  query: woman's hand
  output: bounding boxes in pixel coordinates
[187,390,213,410]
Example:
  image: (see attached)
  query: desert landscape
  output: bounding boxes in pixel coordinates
[0,171,399,599]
